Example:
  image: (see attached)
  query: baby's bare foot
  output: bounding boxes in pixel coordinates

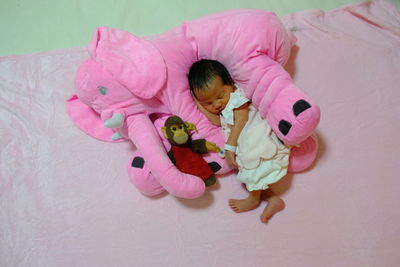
[229,198,260,213]
[260,196,285,223]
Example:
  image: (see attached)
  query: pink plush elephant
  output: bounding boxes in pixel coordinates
[66,9,320,199]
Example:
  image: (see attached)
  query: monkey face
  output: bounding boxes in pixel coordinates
[162,116,192,146]
[169,124,189,145]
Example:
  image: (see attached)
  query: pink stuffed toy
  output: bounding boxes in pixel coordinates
[66,9,320,199]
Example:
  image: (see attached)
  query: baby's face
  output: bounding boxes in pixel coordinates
[194,75,234,115]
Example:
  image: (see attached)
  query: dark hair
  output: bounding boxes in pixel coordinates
[188,59,234,93]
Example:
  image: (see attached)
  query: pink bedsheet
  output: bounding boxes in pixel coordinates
[1,0,399,266]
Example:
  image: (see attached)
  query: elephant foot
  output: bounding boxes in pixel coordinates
[288,134,318,173]
[127,152,166,196]
[128,151,207,199]
[203,153,232,175]
[266,87,320,146]
[208,162,221,173]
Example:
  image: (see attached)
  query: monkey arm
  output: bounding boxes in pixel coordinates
[205,141,220,152]
[190,139,208,154]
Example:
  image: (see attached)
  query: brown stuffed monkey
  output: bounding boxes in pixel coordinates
[162,115,220,186]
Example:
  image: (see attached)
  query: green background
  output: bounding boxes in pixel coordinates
[1,0,399,56]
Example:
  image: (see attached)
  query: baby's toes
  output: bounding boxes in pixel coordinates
[228,199,236,205]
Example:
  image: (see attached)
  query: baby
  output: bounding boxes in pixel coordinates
[188,59,290,223]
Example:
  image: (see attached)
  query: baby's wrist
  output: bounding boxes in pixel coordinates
[224,144,237,153]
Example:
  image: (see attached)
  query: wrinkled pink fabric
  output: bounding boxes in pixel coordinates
[67,10,320,199]
[1,1,400,266]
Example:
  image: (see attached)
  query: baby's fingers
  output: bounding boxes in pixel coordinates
[226,152,238,169]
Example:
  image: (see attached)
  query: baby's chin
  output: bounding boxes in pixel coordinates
[206,109,220,115]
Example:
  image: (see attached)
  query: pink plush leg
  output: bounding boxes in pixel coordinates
[288,133,318,173]
[264,84,320,146]
[127,151,166,196]
[127,114,206,199]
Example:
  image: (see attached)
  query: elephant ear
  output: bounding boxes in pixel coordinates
[89,27,166,99]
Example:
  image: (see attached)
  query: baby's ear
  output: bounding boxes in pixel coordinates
[185,122,198,133]
[161,127,168,139]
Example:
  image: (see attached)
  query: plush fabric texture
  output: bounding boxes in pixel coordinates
[1,1,400,266]
[66,9,320,199]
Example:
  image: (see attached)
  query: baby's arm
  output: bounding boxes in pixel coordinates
[226,103,249,168]
[192,94,221,126]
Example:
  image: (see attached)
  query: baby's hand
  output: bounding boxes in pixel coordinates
[226,150,238,169]
[206,141,220,152]
[192,92,221,126]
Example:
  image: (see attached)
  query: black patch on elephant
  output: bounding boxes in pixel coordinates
[131,157,145,168]
[279,120,292,136]
[293,99,311,116]
[208,162,221,172]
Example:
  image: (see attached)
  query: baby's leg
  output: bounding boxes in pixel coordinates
[229,190,262,213]
[260,189,285,223]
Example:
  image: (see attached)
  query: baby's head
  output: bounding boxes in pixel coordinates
[188,59,235,115]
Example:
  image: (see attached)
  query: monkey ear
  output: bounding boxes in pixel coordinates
[185,122,198,133]
[161,126,169,139]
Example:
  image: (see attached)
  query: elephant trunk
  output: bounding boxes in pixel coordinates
[126,114,206,199]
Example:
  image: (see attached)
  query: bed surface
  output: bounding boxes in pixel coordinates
[1,1,400,266]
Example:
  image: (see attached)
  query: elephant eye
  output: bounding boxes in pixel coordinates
[98,86,108,96]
